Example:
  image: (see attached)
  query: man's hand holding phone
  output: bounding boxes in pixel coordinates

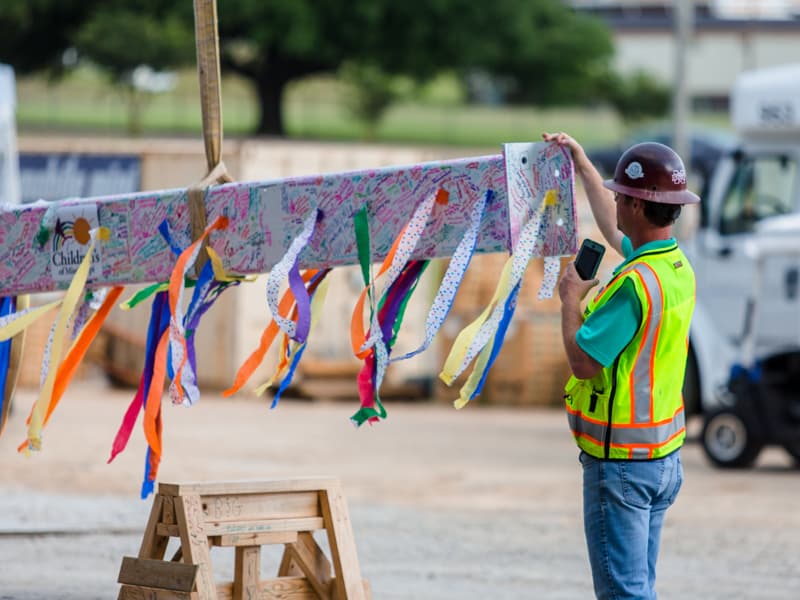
[575,238,605,280]
[559,239,605,304]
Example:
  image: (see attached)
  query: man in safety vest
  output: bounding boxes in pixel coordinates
[543,131,699,600]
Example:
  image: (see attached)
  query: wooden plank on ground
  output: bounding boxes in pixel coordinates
[118,557,198,592]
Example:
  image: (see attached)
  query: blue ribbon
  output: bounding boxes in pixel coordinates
[141,291,170,499]
[470,282,521,400]
[0,297,15,431]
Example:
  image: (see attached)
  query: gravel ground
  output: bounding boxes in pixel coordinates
[1,378,799,599]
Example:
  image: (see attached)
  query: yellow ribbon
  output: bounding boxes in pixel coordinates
[206,247,254,283]
[0,301,62,342]
[453,336,495,409]
[22,227,109,453]
[439,256,514,386]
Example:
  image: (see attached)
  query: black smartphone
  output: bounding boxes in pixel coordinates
[575,238,606,280]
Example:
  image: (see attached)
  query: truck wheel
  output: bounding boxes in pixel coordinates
[701,409,762,468]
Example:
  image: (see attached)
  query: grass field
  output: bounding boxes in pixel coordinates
[14,66,730,149]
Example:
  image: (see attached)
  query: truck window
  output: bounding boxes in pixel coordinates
[719,155,796,235]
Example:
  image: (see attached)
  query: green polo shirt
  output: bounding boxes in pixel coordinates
[576,237,677,367]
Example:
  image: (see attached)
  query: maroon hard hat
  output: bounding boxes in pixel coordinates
[603,142,700,205]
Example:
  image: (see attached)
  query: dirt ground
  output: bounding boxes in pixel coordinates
[1,375,799,599]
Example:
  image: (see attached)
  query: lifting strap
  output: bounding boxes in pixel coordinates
[189,0,233,274]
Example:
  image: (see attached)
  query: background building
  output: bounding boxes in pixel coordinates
[571,0,800,110]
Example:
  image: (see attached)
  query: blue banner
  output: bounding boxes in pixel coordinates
[19,153,141,203]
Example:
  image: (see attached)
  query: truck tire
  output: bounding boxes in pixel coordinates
[701,408,763,468]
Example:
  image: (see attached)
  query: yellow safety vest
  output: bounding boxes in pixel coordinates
[564,242,695,459]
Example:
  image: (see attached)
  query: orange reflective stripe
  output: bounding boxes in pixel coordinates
[591,271,628,305]
[627,263,666,425]
[575,431,605,449]
[628,269,653,424]
[642,263,665,422]
[569,402,684,451]
[566,404,607,427]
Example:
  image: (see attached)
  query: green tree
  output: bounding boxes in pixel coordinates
[0,1,194,134]
[211,0,615,135]
[359,0,614,107]
[601,70,672,124]
[72,2,195,134]
[210,0,380,135]
[0,1,101,77]
[340,63,413,140]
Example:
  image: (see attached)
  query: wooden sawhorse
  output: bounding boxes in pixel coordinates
[117,478,371,599]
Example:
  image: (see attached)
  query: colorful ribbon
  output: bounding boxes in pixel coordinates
[111,290,169,499]
[350,195,439,425]
[351,189,446,361]
[439,255,514,386]
[349,189,444,419]
[454,282,520,408]
[440,196,557,391]
[20,227,110,453]
[107,290,170,498]
[258,269,331,393]
[166,215,229,407]
[539,256,561,300]
[0,299,62,342]
[255,269,332,405]
[110,216,244,497]
[0,297,16,437]
[392,189,490,362]
[266,209,320,342]
[14,287,124,450]
[351,260,429,427]
[223,269,321,397]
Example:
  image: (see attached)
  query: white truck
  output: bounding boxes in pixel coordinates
[682,63,800,417]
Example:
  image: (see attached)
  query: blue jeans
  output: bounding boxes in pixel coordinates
[580,450,683,600]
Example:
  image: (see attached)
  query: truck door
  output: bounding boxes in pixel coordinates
[692,152,799,352]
